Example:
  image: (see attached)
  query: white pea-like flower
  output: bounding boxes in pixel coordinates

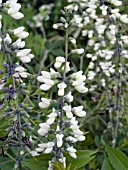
[46,108,57,125]
[54,56,65,69]
[66,136,77,143]
[70,124,83,135]
[69,37,76,44]
[4,33,12,44]
[71,71,88,93]
[5,0,24,19]
[44,142,55,153]
[75,134,85,141]
[64,92,74,103]
[57,82,67,96]
[37,69,60,91]
[111,9,121,18]
[39,97,51,108]
[100,5,108,15]
[71,48,84,54]
[67,146,77,158]
[36,142,54,154]
[62,61,71,73]
[38,123,50,136]
[14,27,29,39]
[16,49,34,63]
[75,83,88,93]
[53,24,59,29]
[87,71,96,80]
[63,105,73,118]
[111,0,122,6]
[53,23,63,29]
[72,75,86,86]
[121,36,128,44]
[14,66,28,78]
[72,106,86,117]
[10,12,24,20]
[96,24,107,34]
[120,14,128,24]
[56,134,64,147]
[12,38,25,49]
[109,25,116,35]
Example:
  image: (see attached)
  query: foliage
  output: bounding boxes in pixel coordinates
[0,0,128,169]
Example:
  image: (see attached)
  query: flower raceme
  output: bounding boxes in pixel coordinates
[36,47,88,162]
[0,0,35,169]
[36,6,88,169]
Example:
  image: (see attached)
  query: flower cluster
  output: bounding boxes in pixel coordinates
[36,6,88,169]
[0,1,34,169]
[67,0,128,147]
[27,3,54,33]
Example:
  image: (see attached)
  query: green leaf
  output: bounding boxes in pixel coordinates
[45,40,52,50]
[65,150,97,170]
[51,49,64,56]
[101,157,115,170]
[0,157,14,170]
[24,154,53,170]
[106,146,128,170]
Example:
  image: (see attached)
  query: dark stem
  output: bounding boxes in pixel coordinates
[1,32,22,169]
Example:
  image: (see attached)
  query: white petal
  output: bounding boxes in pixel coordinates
[68,152,77,158]
[75,110,86,117]
[20,56,31,63]
[38,143,48,149]
[58,89,64,96]
[44,147,53,153]
[14,27,24,35]
[46,118,55,125]
[43,78,54,86]
[27,54,34,59]
[75,135,85,141]
[54,62,62,68]
[39,123,50,129]
[39,102,49,108]
[16,31,29,39]
[38,128,48,136]
[15,66,25,72]
[19,72,27,78]
[41,71,51,79]
[17,49,31,57]
[8,4,21,14]
[40,84,52,91]
[73,129,83,135]
[66,111,73,119]
[10,12,24,20]
[56,56,65,63]
[63,105,71,112]
[36,147,44,152]
[37,76,44,82]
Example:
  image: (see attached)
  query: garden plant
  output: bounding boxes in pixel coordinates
[0,0,128,169]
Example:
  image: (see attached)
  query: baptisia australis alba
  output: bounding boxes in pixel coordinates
[36,6,88,169]
[67,0,128,92]
[68,0,128,147]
